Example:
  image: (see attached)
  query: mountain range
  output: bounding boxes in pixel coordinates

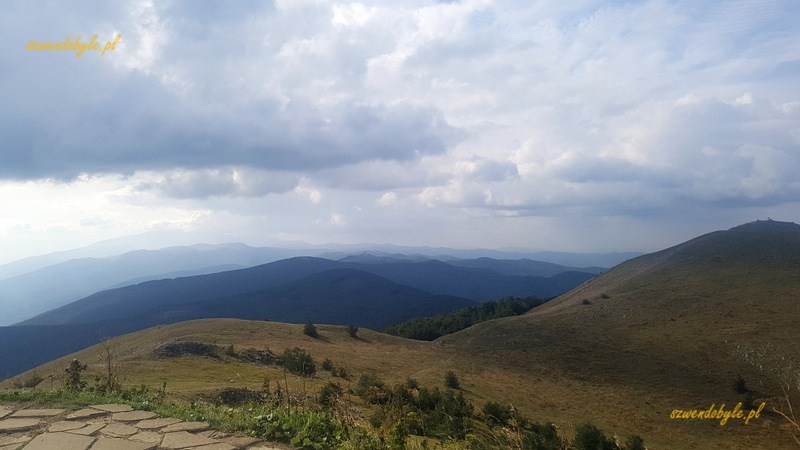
[0,252,597,377]
[0,240,621,326]
[6,220,798,448]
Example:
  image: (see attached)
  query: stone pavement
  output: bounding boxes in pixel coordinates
[0,403,284,450]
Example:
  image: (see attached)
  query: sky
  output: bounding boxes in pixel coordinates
[1,0,799,264]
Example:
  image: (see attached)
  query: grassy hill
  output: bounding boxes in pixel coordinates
[438,219,800,448]
[4,220,799,448]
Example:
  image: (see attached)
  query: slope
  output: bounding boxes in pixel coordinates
[437,219,800,449]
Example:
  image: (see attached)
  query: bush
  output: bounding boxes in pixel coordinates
[348,324,359,338]
[321,359,334,371]
[356,374,390,404]
[332,366,349,380]
[624,435,646,450]
[238,348,276,366]
[304,322,319,338]
[482,401,512,426]
[278,348,316,376]
[581,299,593,305]
[445,371,460,389]
[216,387,263,406]
[319,382,343,408]
[573,423,619,450]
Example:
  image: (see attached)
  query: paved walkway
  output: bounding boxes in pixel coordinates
[0,403,283,450]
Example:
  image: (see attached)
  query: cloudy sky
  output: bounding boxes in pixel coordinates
[1,0,799,263]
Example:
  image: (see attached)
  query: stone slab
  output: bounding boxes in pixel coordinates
[0,443,26,450]
[49,420,87,432]
[161,431,218,449]
[134,417,181,430]
[0,436,31,447]
[89,436,157,450]
[160,421,210,433]
[90,404,133,413]
[0,410,11,420]
[111,411,157,422]
[23,432,95,450]
[99,423,138,438]
[67,423,106,436]
[0,418,42,432]
[10,408,64,417]
[67,408,109,420]
[129,431,163,445]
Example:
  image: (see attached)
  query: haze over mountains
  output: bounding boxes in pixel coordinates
[0,244,602,377]
[0,236,630,326]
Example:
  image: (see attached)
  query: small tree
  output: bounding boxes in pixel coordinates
[321,358,334,371]
[304,322,319,338]
[734,374,748,394]
[445,370,460,389]
[64,359,88,391]
[348,324,359,338]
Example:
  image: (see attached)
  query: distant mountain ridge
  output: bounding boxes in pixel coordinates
[2,252,595,377]
[0,243,312,325]
[20,256,594,326]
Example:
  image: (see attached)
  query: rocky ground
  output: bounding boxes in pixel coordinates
[0,402,285,450]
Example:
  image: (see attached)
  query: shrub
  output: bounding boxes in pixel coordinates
[321,359,334,371]
[581,299,593,305]
[445,371,460,389]
[238,348,276,366]
[216,387,263,406]
[573,423,619,450]
[347,324,359,338]
[356,374,390,404]
[225,344,237,357]
[319,382,343,408]
[522,422,563,450]
[278,348,316,376]
[482,401,513,426]
[332,366,349,380]
[304,322,319,338]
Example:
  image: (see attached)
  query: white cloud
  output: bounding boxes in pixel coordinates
[1,0,799,259]
[377,191,397,206]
